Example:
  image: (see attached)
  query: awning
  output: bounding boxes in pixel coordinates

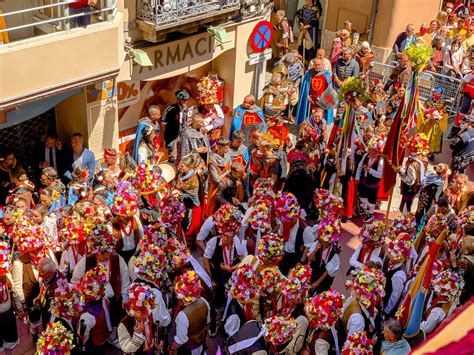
[0,88,82,130]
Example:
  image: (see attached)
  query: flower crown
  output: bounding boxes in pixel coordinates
[387,213,416,240]
[274,192,301,224]
[406,133,430,157]
[342,331,374,355]
[51,279,84,319]
[257,232,284,265]
[281,264,312,304]
[60,215,94,248]
[126,282,157,319]
[264,316,298,347]
[367,134,386,154]
[36,322,75,355]
[432,269,465,302]
[134,242,167,281]
[424,213,447,244]
[230,265,258,304]
[158,193,186,227]
[385,232,413,263]
[305,290,345,330]
[248,201,272,232]
[358,220,385,247]
[11,216,45,255]
[256,267,284,294]
[79,264,109,301]
[459,206,474,229]
[317,216,341,244]
[112,181,139,217]
[214,204,241,237]
[345,267,386,311]
[161,237,191,273]
[134,161,162,195]
[174,271,202,304]
[197,75,223,104]
[89,222,115,254]
[313,189,344,219]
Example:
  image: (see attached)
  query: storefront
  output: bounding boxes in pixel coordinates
[115,18,268,153]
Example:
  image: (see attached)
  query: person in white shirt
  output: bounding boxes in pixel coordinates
[169,271,210,355]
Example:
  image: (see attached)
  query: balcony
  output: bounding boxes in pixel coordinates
[136,0,243,43]
[0,0,124,109]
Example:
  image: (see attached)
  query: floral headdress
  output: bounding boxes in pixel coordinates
[432,269,465,302]
[248,200,272,232]
[257,232,284,265]
[174,271,202,304]
[51,279,84,319]
[248,178,275,207]
[345,267,386,311]
[385,232,413,264]
[126,282,157,319]
[358,220,385,247]
[197,75,223,105]
[60,215,94,248]
[366,134,386,154]
[112,181,139,217]
[342,331,374,355]
[134,161,162,195]
[458,206,474,229]
[0,241,12,275]
[424,213,447,245]
[134,242,167,281]
[305,290,345,330]
[36,322,75,355]
[161,237,191,273]
[89,222,115,254]
[387,213,416,240]
[317,216,341,244]
[281,264,312,304]
[229,265,258,304]
[158,193,186,227]
[256,267,284,294]
[406,133,430,157]
[11,216,45,255]
[214,204,241,237]
[264,316,298,347]
[274,192,301,224]
[78,264,109,301]
[313,189,344,219]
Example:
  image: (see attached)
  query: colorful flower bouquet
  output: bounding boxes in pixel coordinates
[126,282,157,319]
[387,213,416,240]
[52,279,84,319]
[282,264,312,304]
[229,265,258,304]
[214,204,241,237]
[274,192,301,224]
[345,267,386,311]
[305,290,345,330]
[257,232,284,265]
[256,267,284,294]
[79,264,109,302]
[317,216,341,244]
[264,316,298,347]
[174,271,202,304]
[36,322,75,355]
[0,240,12,275]
[158,193,186,227]
[432,269,465,302]
[313,189,344,219]
[342,331,373,355]
[358,220,385,247]
[112,181,139,216]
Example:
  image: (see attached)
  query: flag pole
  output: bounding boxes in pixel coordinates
[384,186,395,226]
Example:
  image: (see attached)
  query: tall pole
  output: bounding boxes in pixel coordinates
[384,186,395,226]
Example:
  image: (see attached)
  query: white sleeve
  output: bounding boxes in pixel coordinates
[152,289,171,327]
[174,311,190,345]
[137,147,148,164]
[325,253,340,277]
[349,245,363,270]
[314,339,330,355]
[369,159,383,179]
[355,155,366,180]
[119,256,132,301]
[11,260,25,304]
[421,307,446,334]
[400,164,417,186]
[347,313,365,336]
[384,271,407,315]
[70,257,86,285]
[196,217,215,242]
[203,237,218,260]
[303,226,317,248]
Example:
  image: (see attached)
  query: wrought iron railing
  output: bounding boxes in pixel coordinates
[0,0,118,45]
[136,0,241,27]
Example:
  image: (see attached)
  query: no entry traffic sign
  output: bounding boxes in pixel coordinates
[249,20,274,53]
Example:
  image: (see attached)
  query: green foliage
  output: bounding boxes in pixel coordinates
[403,43,433,72]
[338,76,368,103]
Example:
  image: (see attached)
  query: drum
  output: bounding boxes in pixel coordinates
[157,162,177,183]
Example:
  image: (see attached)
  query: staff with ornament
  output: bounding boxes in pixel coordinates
[197,74,225,147]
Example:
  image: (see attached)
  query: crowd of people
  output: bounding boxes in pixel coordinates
[0,1,473,355]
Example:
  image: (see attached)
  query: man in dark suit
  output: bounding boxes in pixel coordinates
[33,132,71,183]
[162,90,191,153]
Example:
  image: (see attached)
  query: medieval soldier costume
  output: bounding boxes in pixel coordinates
[206,138,231,217]
[230,97,266,147]
[178,114,211,164]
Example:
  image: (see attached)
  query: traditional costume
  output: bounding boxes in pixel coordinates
[133,113,160,163]
[418,87,449,153]
[206,146,231,217]
[163,90,191,151]
[178,124,211,164]
[171,271,210,355]
[355,134,386,222]
[399,133,429,213]
[230,104,266,147]
[197,74,225,146]
[296,67,334,125]
[349,220,384,273]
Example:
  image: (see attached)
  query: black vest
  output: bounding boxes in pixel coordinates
[360,155,381,188]
[383,266,404,317]
[225,320,267,355]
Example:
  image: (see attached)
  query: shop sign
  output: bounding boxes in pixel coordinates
[117,80,140,108]
[248,48,272,65]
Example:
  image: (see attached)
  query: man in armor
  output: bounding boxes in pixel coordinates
[230,96,266,146]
